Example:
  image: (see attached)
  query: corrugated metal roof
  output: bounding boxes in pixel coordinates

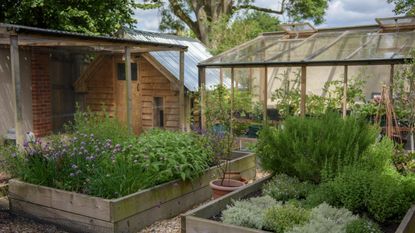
[0,23,187,50]
[124,28,221,91]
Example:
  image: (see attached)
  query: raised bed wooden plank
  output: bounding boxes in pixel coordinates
[185,216,267,233]
[9,179,111,221]
[396,205,415,233]
[114,185,212,233]
[10,198,113,233]
[110,153,256,222]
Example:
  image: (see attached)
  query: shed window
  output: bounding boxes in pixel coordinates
[154,97,164,128]
[117,63,137,80]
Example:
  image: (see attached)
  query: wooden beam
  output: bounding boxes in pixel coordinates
[199,67,206,130]
[125,47,133,133]
[179,51,185,131]
[390,64,394,102]
[300,66,307,117]
[342,65,348,118]
[230,68,235,135]
[10,35,24,146]
[263,67,268,124]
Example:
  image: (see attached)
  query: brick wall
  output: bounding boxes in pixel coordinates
[31,50,52,137]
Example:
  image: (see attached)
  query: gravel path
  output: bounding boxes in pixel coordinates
[0,170,269,233]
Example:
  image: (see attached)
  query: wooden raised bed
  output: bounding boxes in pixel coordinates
[181,176,415,233]
[9,151,256,233]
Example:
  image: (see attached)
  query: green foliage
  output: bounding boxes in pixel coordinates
[264,204,310,233]
[387,0,415,15]
[288,203,358,233]
[306,162,415,223]
[345,219,382,233]
[2,129,212,199]
[264,174,315,202]
[271,69,367,118]
[209,12,280,55]
[0,0,144,35]
[66,108,133,145]
[222,196,278,230]
[256,112,378,182]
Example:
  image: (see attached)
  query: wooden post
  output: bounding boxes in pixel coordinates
[390,64,394,102]
[125,47,133,133]
[219,68,223,85]
[342,65,348,118]
[263,66,268,124]
[300,66,307,117]
[10,35,24,146]
[199,67,206,130]
[179,50,185,131]
[230,68,234,134]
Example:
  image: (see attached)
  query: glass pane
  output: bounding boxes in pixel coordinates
[311,30,377,61]
[349,31,415,60]
[269,32,344,62]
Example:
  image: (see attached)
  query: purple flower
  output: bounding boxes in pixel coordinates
[69,173,75,177]
[11,153,17,158]
[71,164,78,169]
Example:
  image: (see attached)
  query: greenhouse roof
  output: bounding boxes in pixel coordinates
[200,16,415,68]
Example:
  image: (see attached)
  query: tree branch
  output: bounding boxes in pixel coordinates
[235,4,284,14]
[167,0,199,35]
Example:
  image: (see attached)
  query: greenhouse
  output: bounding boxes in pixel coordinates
[197,16,415,134]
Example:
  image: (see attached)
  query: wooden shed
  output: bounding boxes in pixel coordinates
[0,23,199,145]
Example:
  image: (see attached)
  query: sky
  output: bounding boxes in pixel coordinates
[133,0,398,32]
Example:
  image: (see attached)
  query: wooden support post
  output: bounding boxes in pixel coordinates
[219,68,223,85]
[230,68,235,134]
[263,66,268,124]
[125,47,133,133]
[300,66,307,117]
[342,65,348,118]
[390,64,394,102]
[199,67,206,130]
[10,35,24,146]
[179,51,185,131]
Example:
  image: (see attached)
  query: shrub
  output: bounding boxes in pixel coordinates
[222,196,278,229]
[288,203,357,233]
[305,165,414,223]
[345,219,382,233]
[256,112,378,183]
[264,174,315,202]
[264,204,310,233]
[3,129,213,198]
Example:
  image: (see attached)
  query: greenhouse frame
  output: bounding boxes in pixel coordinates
[197,16,415,129]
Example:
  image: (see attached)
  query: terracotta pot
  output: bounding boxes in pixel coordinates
[209,179,246,199]
[224,171,249,184]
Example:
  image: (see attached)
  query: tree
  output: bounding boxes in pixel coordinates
[0,0,158,35]
[387,0,415,15]
[209,11,280,55]
[145,0,329,45]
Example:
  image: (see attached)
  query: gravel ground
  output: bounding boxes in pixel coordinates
[0,170,269,233]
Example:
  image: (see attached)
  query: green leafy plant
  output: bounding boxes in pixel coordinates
[256,112,378,183]
[222,196,278,229]
[264,174,315,202]
[2,128,213,199]
[264,204,310,233]
[288,203,358,233]
[66,106,134,145]
[345,219,382,233]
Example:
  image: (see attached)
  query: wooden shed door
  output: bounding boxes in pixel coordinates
[115,61,142,134]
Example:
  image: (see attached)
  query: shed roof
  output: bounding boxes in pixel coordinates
[0,23,187,52]
[200,17,415,68]
[123,28,220,91]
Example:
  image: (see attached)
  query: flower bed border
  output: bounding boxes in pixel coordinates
[9,151,256,233]
[181,175,415,233]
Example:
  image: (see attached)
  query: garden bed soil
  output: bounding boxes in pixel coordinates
[181,176,415,233]
[8,151,256,233]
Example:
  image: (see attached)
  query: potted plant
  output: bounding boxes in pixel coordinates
[204,85,247,198]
